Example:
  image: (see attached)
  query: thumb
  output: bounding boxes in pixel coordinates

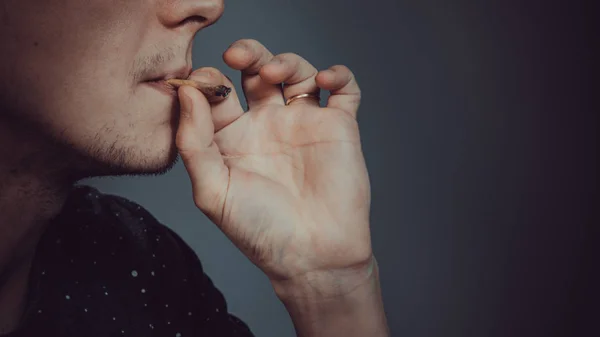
[176,85,229,221]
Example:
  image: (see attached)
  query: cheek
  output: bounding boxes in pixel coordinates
[37,78,178,142]
[3,1,146,107]
[22,78,130,140]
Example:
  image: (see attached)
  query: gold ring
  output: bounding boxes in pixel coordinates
[285,93,321,106]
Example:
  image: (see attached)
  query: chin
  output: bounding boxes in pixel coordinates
[70,121,182,180]
[112,95,183,177]
[123,145,181,176]
[113,127,182,177]
[80,144,181,179]
[56,87,184,180]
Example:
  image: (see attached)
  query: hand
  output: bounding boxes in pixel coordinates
[176,39,372,292]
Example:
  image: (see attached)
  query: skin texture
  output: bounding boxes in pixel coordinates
[0,0,389,335]
[0,0,225,178]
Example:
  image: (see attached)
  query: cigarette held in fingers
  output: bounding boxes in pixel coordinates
[165,79,232,103]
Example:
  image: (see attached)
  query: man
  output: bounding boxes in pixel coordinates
[0,0,389,336]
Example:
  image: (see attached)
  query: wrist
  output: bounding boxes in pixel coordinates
[271,255,378,301]
[272,256,389,337]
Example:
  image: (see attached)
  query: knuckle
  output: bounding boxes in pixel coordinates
[232,38,260,51]
[233,38,251,46]
[233,39,269,55]
[331,64,359,88]
[274,54,299,67]
[244,38,260,45]
[277,53,317,73]
[331,64,351,74]
[278,52,299,60]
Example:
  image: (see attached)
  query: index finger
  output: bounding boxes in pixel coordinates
[223,39,275,75]
[223,39,284,108]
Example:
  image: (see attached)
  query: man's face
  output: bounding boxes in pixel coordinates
[0,0,224,177]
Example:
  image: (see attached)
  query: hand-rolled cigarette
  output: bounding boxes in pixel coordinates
[165,79,232,102]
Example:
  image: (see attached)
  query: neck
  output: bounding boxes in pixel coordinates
[0,171,73,334]
[0,122,75,334]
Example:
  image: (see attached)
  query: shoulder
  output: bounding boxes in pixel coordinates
[52,184,192,259]
[37,184,204,288]
[26,185,254,336]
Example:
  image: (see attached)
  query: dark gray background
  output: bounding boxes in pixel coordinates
[84,1,597,336]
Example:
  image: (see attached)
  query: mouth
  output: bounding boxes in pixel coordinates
[144,79,179,96]
[142,66,192,96]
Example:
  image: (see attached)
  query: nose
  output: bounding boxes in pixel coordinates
[158,0,225,31]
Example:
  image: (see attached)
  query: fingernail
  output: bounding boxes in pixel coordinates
[193,71,213,81]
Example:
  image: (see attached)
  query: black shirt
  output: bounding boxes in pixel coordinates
[7,185,254,337]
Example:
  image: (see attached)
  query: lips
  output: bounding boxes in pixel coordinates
[143,65,192,83]
[144,80,179,96]
[141,65,192,97]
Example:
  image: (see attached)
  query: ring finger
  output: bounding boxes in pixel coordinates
[259,53,321,107]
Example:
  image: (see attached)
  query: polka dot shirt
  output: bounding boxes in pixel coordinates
[7,185,254,337]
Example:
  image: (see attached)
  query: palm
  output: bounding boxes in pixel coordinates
[176,39,371,282]
[212,105,371,279]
